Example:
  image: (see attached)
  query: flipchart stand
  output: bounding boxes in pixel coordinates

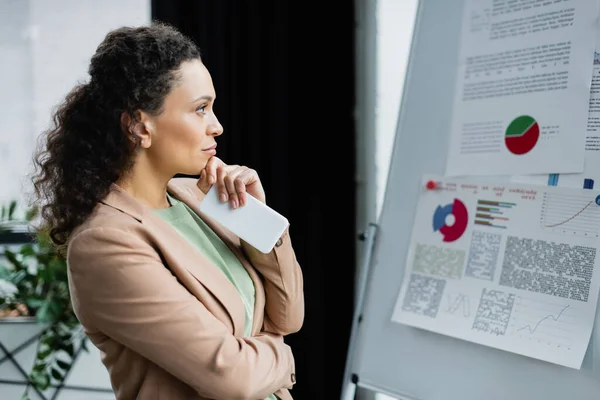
[339,0,600,396]
[341,222,378,400]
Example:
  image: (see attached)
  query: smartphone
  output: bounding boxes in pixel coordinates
[198,185,289,253]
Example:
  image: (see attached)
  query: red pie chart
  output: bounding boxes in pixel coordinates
[505,115,540,155]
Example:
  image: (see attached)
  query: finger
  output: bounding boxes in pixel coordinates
[235,168,258,206]
[224,172,240,209]
[233,175,247,206]
[196,168,210,194]
[236,168,259,185]
[225,167,248,208]
[204,158,215,184]
[224,164,240,174]
[216,163,228,203]
[206,157,222,185]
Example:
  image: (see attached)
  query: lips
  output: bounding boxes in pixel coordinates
[202,143,217,151]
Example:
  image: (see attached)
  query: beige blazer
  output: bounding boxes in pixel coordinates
[66,177,304,400]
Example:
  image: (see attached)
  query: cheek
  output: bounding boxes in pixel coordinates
[160,115,207,152]
[191,126,209,146]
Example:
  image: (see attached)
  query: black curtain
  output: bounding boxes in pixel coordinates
[151,2,356,398]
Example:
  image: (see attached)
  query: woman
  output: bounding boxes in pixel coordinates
[32,22,303,400]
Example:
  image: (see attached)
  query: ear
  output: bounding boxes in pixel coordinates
[121,110,154,149]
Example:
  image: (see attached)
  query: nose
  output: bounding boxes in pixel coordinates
[207,113,223,137]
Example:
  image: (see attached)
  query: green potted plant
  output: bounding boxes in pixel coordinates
[0,200,87,399]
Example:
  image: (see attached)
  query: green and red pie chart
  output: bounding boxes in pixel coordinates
[504,115,540,155]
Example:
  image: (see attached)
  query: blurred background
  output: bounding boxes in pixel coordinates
[0,0,418,399]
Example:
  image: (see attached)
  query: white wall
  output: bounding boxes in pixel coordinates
[375,0,419,219]
[0,1,150,397]
[0,0,34,215]
[0,0,150,216]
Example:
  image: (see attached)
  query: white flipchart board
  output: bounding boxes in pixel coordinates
[350,0,600,398]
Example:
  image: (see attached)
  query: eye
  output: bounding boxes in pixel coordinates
[195,104,207,114]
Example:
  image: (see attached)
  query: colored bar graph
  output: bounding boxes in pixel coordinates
[477,200,517,207]
[474,199,516,229]
[584,178,594,190]
[548,174,559,186]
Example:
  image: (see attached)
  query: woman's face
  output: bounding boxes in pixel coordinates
[144,59,223,176]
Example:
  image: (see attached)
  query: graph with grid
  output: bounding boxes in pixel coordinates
[540,192,600,237]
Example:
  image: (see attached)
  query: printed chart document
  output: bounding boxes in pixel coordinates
[445,0,599,176]
[391,174,600,369]
[513,28,600,189]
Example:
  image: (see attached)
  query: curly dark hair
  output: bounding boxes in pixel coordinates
[31,22,201,253]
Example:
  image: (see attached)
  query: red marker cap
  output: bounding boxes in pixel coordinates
[426,180,437,190]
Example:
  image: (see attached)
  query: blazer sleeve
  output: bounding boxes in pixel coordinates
[241,227,304,335]
[67,227,295,400]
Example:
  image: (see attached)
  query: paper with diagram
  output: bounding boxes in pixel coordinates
[391,174,600,369]
[445,0,599,176]
[513,44,600,189]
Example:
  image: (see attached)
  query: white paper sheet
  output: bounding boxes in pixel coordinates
[391,174,600,369]
[445,0,599,177]
[513,37,600,188]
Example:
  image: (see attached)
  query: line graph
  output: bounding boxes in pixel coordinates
[444,293,470,317]
[544,201,593,228]
[509,296,578,349]
[517,304,570,334]
[540,192,600,237]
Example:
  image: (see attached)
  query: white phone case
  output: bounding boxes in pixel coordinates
[198,185,289,253]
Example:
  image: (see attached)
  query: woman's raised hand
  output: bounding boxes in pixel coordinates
[197,156,266,209]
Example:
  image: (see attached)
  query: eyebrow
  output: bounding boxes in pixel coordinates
[190,95,213,103]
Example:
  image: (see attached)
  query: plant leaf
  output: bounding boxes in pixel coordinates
[36,301,51,324]
[56,359,70,371]
[30,370,50,390]
[2,202,84,394]
[9,269,27,285]
[64,342,75,357]
[50,367,63,381]
[36,347,52,360]
[47,299,61,320]
[37,265,51,282]
[4,250,24,271]
[25,206,38,222]
[59,334,72,344]
[33,362,47,372]
[0,265,10,279]
[8,200,16,220]
[19,245,35,257]
[25,298,45,311]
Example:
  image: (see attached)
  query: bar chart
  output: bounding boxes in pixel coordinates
[474,199,516,229]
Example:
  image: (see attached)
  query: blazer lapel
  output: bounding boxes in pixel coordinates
[194,211,266,335]
[167,181,266,335]
[101,183,247,336]
[144,212,247,336]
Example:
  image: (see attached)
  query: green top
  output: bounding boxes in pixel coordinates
[153,194,277,400]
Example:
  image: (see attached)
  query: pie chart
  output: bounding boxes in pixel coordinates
[505,115,540,155]
[432,199,469,242]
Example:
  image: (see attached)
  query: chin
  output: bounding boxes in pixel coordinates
[183,161,208,177]
[185,168,203,177]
